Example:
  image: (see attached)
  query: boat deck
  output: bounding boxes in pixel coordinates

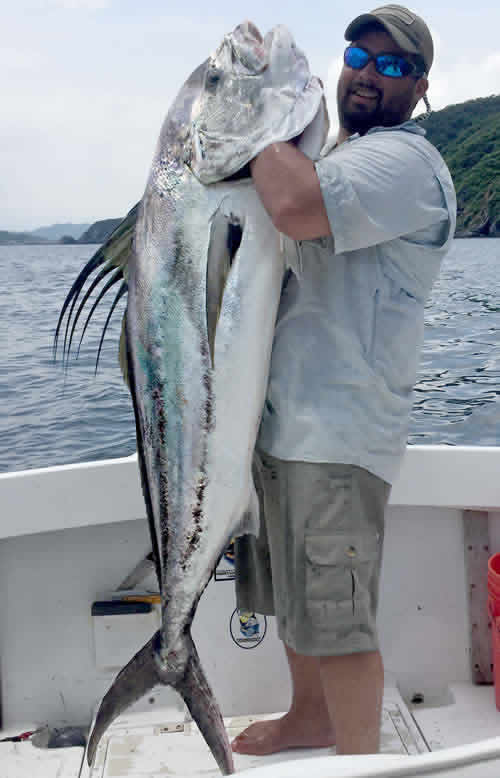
[3,683,500,777]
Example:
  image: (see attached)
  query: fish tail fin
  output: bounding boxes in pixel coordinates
[86,630,234,775]
[174,630,234,775]
[86,631,162,766]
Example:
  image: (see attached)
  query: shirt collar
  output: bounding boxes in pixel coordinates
[366,119,426,136]
[347,119,426,142]
[321,119,426,156]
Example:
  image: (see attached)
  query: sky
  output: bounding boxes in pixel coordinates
[2,0,499,232]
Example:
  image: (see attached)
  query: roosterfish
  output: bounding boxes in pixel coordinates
[54,21,328,774]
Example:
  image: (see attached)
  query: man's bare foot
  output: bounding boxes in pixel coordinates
[231,711,336,756]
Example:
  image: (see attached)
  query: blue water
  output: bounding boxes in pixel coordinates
[411,239,500,446]
[0,239,499,474]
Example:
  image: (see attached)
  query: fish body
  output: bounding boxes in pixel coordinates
[117,179,283,774]
[130,177,281,632]
[56,22,328,774]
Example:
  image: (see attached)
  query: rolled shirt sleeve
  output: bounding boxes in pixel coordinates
[315,127,451,255]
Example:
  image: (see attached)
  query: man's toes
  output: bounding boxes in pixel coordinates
[231,735,258,754]
[231,722,277,754]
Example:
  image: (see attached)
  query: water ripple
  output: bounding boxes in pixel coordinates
[1,240,499,472]
[408,239,500,446]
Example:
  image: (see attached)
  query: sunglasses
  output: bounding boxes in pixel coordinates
[344,45,423,79]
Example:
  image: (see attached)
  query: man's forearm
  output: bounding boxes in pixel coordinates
[250,142,331,241]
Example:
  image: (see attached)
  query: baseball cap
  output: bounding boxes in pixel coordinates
[345,5,434,73]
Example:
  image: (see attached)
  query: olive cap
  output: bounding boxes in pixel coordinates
[345,4,433,73]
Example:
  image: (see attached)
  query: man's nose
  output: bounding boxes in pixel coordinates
[359,58,379,78]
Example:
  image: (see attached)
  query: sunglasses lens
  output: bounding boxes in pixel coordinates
[345,46,415,78]
[376,54,413,78]
[344,46,369,69]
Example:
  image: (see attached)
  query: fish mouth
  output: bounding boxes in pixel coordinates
[220,21,268,75]
[242,20,263,43]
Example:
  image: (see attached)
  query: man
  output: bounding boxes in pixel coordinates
[232,5,456,758]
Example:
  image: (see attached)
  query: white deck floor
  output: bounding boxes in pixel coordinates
[82,687,427,778]
[2,740,83,778]
[2,683,500,777]
[410,683,500,751]
[1,685,423,778]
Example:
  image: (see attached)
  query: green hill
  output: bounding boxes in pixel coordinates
[78,218,122,244]
[0,230,49,245]
[422,94,500,236]
[0,219,122,245]
[31,222,90,241]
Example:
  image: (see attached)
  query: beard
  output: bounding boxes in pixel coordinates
[337,83,414,135]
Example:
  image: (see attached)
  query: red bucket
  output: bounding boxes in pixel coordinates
[487,553,500,711]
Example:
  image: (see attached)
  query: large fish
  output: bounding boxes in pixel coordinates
[54,21,328,774]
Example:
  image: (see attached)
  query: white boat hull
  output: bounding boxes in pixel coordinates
[1,445,500,776]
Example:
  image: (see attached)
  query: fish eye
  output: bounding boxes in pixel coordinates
[206,67,222,90]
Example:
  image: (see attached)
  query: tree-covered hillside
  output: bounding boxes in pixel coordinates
[422,94,500,236]
[2,95,499,242]
[0,230,49,244]
[78,218,122,244]
[31,223,90,241]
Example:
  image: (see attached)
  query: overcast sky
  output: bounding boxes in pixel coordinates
[2,0,499,231]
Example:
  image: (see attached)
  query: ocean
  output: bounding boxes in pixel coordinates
[1,239,499,474]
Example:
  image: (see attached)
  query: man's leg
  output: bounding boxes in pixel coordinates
[233,457,389,757]
[319,649,384,754]
[231,643,335,755]
[231,646,383,756]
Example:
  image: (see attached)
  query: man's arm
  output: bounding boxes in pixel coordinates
[250,142,332,241]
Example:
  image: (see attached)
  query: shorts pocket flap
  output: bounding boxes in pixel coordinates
[305,533,380,565]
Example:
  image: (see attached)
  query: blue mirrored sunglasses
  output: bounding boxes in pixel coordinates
[344,45,423,78]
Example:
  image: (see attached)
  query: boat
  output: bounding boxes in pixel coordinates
[1,443,500,776]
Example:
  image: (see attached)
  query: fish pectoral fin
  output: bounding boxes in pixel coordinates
[174,631,234,775]
[206,202,243,365]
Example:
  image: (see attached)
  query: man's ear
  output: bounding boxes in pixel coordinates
[415,75,429,101]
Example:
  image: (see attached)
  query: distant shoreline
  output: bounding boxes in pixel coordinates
[0,235,500,246]
[0,240,105,246]
[2,234,499,247]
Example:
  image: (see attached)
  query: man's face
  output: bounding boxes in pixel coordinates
[337,27,428,135]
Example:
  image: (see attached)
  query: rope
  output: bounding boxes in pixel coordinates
[415,93,433,123]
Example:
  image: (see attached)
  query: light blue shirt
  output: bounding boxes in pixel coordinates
[257,121,457,484]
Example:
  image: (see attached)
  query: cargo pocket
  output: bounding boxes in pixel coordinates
[305,532,381,630]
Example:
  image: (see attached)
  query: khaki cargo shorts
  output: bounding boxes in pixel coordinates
[234,450,391,656]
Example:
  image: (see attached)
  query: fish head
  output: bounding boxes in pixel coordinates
[189,22,326,183]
